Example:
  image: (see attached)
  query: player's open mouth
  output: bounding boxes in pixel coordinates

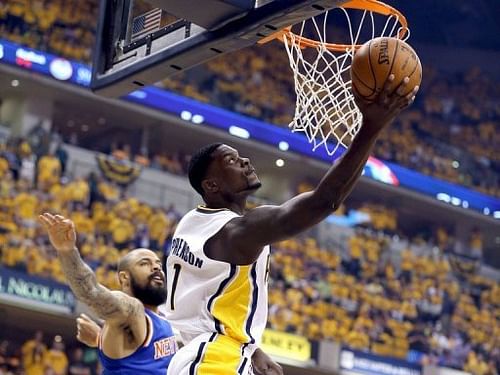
[151,274,164,283]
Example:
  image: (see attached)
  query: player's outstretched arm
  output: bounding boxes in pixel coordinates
[39,213,145,325]
[216,77,418,264]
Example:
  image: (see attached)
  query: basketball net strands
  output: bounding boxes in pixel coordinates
[92,0,408,156]
[264,0,409,155]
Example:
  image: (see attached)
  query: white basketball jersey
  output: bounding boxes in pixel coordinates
[164,206,270,356]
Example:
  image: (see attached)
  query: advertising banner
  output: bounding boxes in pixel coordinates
[0,266,75,314]
[340,349,422,375]
[261,329,312,362]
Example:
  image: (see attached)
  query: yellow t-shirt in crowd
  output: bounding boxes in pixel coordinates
[345,330,370,350]
[2,246,24,267]
[67,180,89,203]
[464,353,489,375]
[22,340,46,375]
[44,349,68,375]
[0,157,9,178]
[148,212,170,243]
[109,218,134,244]
[37,155,61,186]
[71,212,95,235]
[98,182,120,201]
[14,192,38,220]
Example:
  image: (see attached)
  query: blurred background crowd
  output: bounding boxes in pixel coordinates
[0,1,498,375]
[0,133,498,374]
[0,0,498,197]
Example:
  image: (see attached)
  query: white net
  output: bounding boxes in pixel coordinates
[282,1,408,155]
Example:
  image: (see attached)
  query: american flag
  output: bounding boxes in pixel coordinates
[131,8,162,41]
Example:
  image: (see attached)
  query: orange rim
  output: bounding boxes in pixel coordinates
[259,0,408,51]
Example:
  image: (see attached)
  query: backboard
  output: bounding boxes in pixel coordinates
[91,0,349,97]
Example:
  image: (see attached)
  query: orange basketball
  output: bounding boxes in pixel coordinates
[350,37,422,101]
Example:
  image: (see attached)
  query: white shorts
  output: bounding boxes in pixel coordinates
[167,333,254,375]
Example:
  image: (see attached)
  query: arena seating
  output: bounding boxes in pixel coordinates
[0,0,97,62]
[162,48,499,198]
[267,224,499,372]
[0,332,98,374]
[0,138,498,374]
[1,1,498,197]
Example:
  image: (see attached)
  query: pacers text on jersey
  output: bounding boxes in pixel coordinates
[170,238,203,268]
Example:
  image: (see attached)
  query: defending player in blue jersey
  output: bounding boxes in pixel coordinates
[40,213,177,375]
[41,213,282,374]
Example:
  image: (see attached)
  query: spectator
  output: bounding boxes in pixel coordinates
[0,340,21,374]
[464,351,490,375]
[21,331,47,375]
[36,151,61,191]
[147,208,170,251]
[0,141,497,373]
[68,348,92,375]
[345,323,370,351]
[43,337,68,375]
[54,142,69,175]
[469,227,483,260]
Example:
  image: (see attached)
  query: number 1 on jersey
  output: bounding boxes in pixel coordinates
[170,263,182,310]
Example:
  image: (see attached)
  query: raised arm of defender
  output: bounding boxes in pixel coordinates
[39,213,146,336]
[211,77,418,264]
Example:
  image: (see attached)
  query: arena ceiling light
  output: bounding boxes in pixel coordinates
[229,126,250,139]
[275,159,285,167]
[11,79,19,87]
[191,114,204,124]
[180,110,204,124]
[278,141,289,151]
[180,110,192,121]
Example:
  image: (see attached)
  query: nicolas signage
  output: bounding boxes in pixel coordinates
[0,267,75,313]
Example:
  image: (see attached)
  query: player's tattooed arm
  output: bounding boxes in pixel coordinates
[39,213,144,322]
[59,246,143,320]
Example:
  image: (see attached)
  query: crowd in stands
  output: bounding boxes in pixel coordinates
[1,0,498,196]
[0,133,180,375]
[1,4,498,371]
[268,204,499,374]
[0,0,97,62]
[162,47,499,198]
[375,65,499,197]
[108,143,190,177]
[1,131,498,374]
[0,133,179,290]
[0,331,98,375]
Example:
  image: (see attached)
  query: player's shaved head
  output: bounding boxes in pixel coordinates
[117,248,167,306]
[118,248,158,272]
[117,252,134,273]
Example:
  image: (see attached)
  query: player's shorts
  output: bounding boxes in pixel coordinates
[167,332,254,375]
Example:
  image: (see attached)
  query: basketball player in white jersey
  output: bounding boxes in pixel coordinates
[165,76,419,375]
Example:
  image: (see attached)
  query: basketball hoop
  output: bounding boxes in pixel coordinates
[260,0,409,156]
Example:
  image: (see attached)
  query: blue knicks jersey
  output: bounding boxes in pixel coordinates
[98,309,177,374]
